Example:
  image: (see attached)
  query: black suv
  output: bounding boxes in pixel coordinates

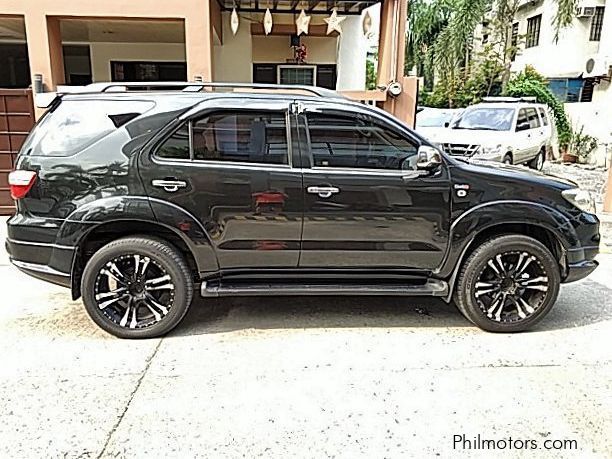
[6,82,600,338]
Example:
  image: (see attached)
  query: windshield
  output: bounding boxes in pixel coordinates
[451,107,515,131]
[416,110,456,128]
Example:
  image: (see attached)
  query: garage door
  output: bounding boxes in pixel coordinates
[0,89,34,215]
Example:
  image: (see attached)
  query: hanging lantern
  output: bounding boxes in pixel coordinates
[362,10,372,37]
[264,8,273,35]
[230,8,239,35]
[324,9,346,35]
[296,9,311,36]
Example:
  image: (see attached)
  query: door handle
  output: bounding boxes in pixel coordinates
[307,186,340,198]
[152,179,187,193]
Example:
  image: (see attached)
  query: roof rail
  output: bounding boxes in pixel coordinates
[481,96,538,103]
[56,81,343,99]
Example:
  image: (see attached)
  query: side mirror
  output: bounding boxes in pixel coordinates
[416,145,442,171]
[516,121,530,132]
[444,121,450,128]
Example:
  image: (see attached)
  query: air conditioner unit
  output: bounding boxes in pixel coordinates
[584,55,611,78]
[576,6,596,17]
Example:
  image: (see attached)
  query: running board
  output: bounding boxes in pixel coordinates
[200,279,448,298]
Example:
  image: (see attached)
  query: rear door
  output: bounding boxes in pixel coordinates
[139,98,303,270]
[514,108,533,164]
[297,102,451,271]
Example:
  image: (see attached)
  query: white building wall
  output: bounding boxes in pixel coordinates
[511,0,604,76]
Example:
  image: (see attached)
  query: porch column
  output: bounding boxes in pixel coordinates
[376,0,417,127]
[336,16,367,90]
[185,3,213,82]
[24,14,65,92]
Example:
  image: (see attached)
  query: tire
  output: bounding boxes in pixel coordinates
[454,235,560,332]
[529,149,545,170]
[81,236,194,339]
[502,154,512,165]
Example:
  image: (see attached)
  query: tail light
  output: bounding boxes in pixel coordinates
[8,170,37,200]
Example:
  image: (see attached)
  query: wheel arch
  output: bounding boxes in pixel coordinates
[70,219,206,300]
[440,221,567,303]
[437,200,580,302]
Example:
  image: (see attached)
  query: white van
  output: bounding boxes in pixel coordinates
[432,97,553,170]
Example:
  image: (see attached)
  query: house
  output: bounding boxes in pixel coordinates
[0,0,416,215]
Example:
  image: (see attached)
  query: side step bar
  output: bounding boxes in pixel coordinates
[201,279,448,298]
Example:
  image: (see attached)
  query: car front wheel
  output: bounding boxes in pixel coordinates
[454,235,560,332]
[81,236,194,338]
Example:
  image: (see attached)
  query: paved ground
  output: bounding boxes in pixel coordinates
[0,218,611,458]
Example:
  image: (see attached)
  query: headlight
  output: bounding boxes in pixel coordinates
[562,188,595,213]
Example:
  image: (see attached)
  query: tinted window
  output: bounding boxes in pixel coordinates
[156,125,190,160]
[192,111,288,165]
[538,107,549,126]
[307,113,418,170]
[22,100,153,157]
[516,109,529,129]
[526,108,540,128]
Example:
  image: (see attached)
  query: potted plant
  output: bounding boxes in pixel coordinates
[566,125,598,164]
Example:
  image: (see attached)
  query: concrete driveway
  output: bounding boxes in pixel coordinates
[1,217,610,458]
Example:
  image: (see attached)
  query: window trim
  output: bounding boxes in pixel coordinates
[152,108,294,168]
[302,110,421,175]
[277,65,317,86]
[526,14,542,48]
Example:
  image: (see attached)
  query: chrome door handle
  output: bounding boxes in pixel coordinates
[307,186,340,198]
[152,179,187,193]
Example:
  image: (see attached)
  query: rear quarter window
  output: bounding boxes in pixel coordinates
[21,99,154,157]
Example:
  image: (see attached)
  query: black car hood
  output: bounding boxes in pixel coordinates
[453,158,578,191]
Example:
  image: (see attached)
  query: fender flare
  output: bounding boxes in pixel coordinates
[436,200,578,300]
[49,196,219,298]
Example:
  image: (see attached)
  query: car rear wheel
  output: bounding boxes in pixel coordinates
[503,154,512,165]
[81,236,194,339]
[454,235,560,332]
[529,149,545,170]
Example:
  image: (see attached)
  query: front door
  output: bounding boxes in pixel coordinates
[297,103,451,271]
[140,99,303,270]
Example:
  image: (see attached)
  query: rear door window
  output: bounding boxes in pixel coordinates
[21,99,153,157]
[192,111,289,165]
[526,107,540,129]
[537,107,549,126]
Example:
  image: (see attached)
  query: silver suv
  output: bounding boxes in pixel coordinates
[434,97,553,170]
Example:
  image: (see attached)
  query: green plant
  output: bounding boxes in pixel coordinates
[568,125,598,160]
[504,66,572,148]
[365,57,377,90]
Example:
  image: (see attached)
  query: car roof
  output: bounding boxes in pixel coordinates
[470,102,548,109]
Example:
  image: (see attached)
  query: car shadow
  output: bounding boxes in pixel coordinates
[168,276,612,337]
[171,295,469,336]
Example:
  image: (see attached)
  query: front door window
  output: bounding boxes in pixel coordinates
[306,113,419,170]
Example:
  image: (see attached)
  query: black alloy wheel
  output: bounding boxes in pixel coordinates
[474,251,548,323]
[454,235,560,332]
[81,236,193,338]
